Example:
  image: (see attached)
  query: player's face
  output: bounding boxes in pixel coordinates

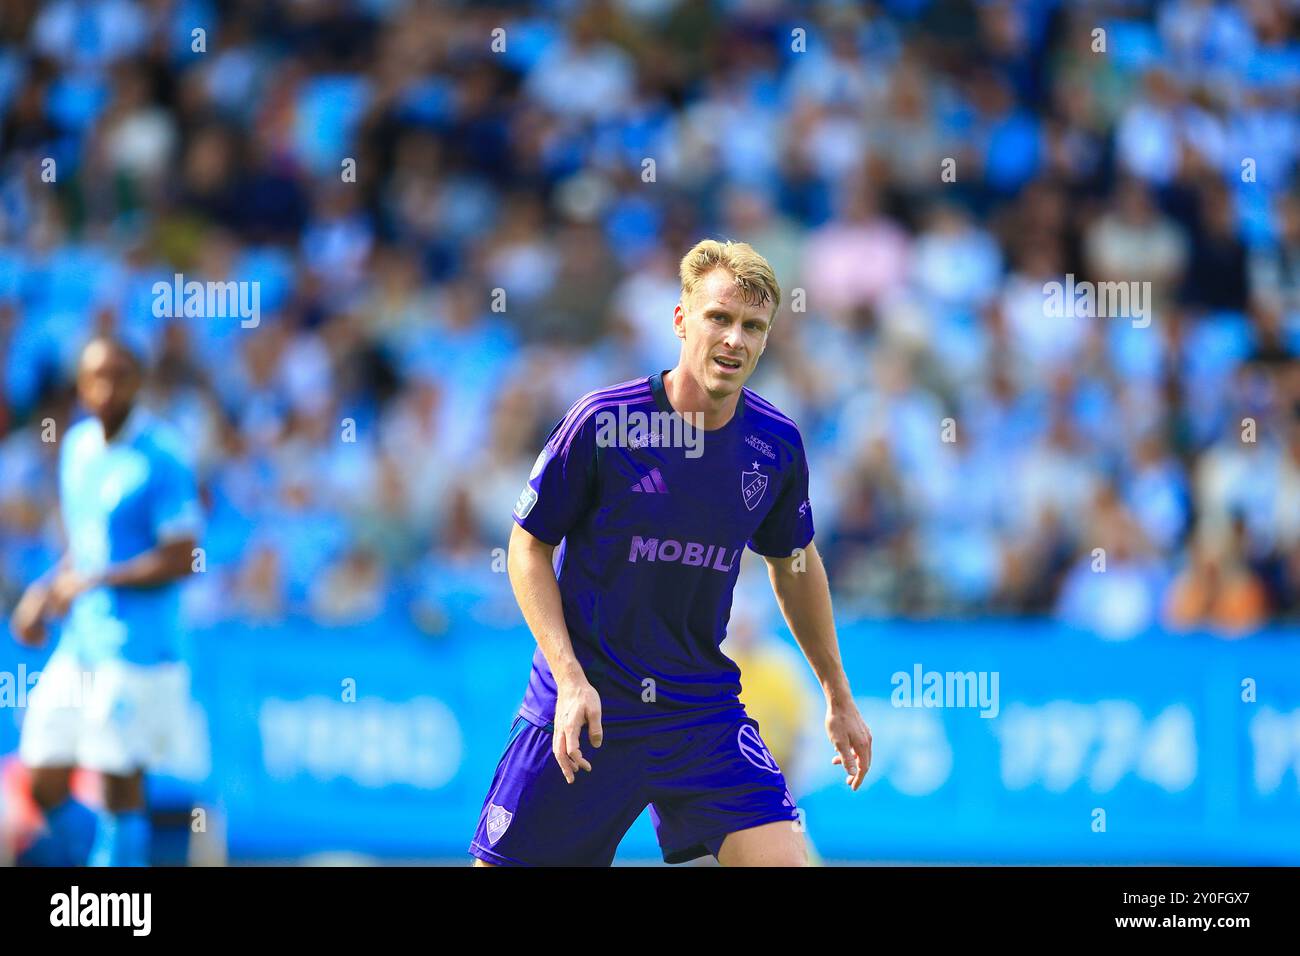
[673,269,773,398]
[77,342,140,423]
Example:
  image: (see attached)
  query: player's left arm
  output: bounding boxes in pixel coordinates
[47,537,199,617]
[764,540,873,790]
[94,536,199,590]
[47,442,203,616]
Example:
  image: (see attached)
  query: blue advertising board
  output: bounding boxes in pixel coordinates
[2,618,1298,863]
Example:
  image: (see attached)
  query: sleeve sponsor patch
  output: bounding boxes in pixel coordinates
[514,485,539,519]
[529,449,549,480]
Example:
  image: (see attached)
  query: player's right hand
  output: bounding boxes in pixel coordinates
[9,583,50,646]
[553,676,603,784]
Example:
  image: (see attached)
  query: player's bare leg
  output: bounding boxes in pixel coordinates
[717,820,808,867]
[103,769,145,813]
[28,765,73,811]
[471,859,496,866]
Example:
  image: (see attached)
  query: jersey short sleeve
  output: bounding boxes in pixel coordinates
[149,444,204,543]
[512,409,599,546]
[747,433,814,558]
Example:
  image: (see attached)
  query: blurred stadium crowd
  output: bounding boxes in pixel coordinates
[0,0,1297,641]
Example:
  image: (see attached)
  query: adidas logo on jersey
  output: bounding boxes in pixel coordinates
[630,468,669,494]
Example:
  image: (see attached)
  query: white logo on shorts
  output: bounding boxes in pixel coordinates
[737,724,780,774]
[485,803,514,845]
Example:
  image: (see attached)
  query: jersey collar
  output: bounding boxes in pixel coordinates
[649,370,747,431]
[649,370,673,414]
[101,405,148,446]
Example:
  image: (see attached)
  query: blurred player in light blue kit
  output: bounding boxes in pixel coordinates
[8,336,203,866]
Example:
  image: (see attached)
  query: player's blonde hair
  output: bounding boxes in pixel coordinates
[679,239,781,317]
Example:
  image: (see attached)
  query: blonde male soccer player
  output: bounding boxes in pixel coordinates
[469,240,872,866]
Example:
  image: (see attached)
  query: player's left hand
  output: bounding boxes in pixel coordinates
[44,568,98,618]
[826,699,872,790]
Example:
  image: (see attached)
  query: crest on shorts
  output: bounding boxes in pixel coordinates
[485,803,514,845]
[741,463,769,512]
[737,724,781,774]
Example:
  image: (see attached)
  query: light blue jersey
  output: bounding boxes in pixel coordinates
[58,408,203,666]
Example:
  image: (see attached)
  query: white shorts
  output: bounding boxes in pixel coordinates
[18,655,193,776]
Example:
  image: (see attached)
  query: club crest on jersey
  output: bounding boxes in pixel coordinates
[485,803,513,845]
[741,462,769,512]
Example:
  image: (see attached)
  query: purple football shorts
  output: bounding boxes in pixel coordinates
[469,712,800,866]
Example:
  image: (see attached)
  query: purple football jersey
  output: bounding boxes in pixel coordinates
[511,371,814,734]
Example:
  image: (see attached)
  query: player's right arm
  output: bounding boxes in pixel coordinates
[10,581,50,645]
[507,399,608,784]
[507,522,603,784]
[8,554,70,646]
